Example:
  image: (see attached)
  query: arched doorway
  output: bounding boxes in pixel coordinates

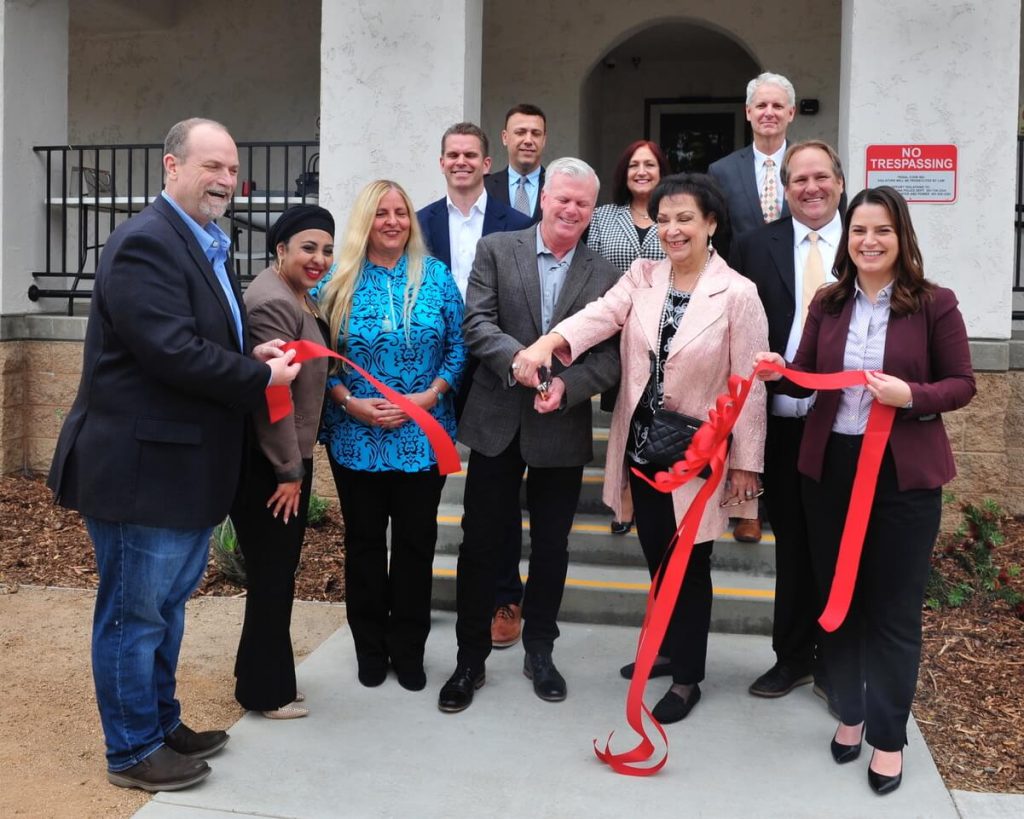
[580,20,760,202]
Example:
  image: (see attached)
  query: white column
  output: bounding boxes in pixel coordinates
[839,0,1019,340]
[0,0,69,316]
[319,0,483,223]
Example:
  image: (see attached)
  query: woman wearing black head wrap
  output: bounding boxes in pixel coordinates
[231,204,335,719]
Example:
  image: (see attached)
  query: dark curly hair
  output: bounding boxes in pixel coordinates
[647,173,730,239]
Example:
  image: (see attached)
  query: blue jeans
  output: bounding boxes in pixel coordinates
[85,517,213,771]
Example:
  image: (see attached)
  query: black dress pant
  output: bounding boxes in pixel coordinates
[232,451,313,711]
[455,355,524,610]
[456,435,582,669]
[330,459,444,674]
[629,459,713,685]
[763,414,825,678]
[803,434,940,751]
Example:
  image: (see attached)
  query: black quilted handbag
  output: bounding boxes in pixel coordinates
[644,408,703,468]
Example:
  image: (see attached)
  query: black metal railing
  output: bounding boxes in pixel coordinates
[31,140,319,314]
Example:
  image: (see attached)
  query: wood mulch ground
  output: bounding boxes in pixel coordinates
[1,474,1021,793]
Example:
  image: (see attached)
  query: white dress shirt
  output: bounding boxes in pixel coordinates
[446,190,488,300]
[773,211,843,418]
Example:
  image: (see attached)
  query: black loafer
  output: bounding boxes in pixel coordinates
[163,722,229,759]
[438,665,485,713]
[651,684,701,724]
[396,667,427,692]
[357,657,388,688]
[620,659,673,680]
[868,751,903,795]
[610,520,633,535]
[107,745,211,792]
[523,651,567,702]
[748,662,813,697]
[830,725,863,764]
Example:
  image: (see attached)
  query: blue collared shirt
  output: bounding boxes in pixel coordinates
[160,191,243,348]
[834,278,893,435]
[508,166,542,216]
[535,226,574,332]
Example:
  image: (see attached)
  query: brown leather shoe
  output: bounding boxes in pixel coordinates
[733,517,762,543]
[490,603,522,648]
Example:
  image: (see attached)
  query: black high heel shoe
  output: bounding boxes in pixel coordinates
[868,750,903,795]
[830,723,864,764]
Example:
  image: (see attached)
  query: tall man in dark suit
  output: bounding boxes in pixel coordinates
[483,103,548,224]
[48,118,301,792]
[732,140,846,713]
[438,158,620,713]
[417,122,534,651]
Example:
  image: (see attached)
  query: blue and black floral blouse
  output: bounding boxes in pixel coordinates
[312,254,465,472]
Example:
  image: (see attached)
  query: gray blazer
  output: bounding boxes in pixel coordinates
[459,227,620,467]
[244,267,329,481]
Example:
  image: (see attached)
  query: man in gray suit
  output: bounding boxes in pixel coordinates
[709,72,796,247]
[708,71,796,545]
[438,158,620,713]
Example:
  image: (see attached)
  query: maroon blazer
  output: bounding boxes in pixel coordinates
[782,286,975,490]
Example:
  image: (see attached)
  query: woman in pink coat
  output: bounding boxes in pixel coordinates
[517,174,767,723]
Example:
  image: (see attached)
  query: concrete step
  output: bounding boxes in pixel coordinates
[430,553,775,634]
[441,463,612,514]
[434,504,777,576]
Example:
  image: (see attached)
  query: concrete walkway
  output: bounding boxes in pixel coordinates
[136,614,1013,819]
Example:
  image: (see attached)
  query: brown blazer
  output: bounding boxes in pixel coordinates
[784,286,975,490]
[243,267,329,481]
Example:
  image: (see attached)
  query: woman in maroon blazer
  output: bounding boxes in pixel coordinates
[756,186,975,795]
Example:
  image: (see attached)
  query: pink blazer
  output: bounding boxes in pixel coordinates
[554,253,768,542]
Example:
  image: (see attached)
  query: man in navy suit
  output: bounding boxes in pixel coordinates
[48,118,300,792]
[483,103,548,224]
[418,122,533,651]
[732,140,846,714]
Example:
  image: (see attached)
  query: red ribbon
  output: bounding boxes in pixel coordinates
[595,361,896,775]
[264,339,461,476]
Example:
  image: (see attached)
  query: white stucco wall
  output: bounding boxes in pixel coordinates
[482,0,842,169]
[319,0,483,222]
[1,0,69,316]
[68,0,321,144]
[840,0,1020,340]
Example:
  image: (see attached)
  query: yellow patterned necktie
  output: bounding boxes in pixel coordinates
[761,158,779,222]
[802,231,825,320]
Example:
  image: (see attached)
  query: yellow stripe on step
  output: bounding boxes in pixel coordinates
[431,568,774,599]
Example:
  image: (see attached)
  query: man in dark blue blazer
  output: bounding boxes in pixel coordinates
[48,118,300,793]
[417,121,533,652]
[483,103,548,225]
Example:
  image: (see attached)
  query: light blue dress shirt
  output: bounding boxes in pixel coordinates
[508,166,542,216]
[535,227,574,332]
[834,279,893,435]
[160,191,243,348]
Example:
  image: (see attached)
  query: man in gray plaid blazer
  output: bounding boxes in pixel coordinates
[438,158,620,713]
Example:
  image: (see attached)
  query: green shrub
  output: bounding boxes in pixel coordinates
[925,498,1023,616]
[210,517,246,586]
[307,493,329,527]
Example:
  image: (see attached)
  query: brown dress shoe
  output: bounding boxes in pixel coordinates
[490,603,522,648]
[733,517,762,543]
[106,745,211,792]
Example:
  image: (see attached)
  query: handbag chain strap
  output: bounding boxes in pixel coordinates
[653,252,712,409]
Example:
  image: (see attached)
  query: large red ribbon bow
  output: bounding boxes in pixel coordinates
[595,360,896,775]
[264,339,461,476]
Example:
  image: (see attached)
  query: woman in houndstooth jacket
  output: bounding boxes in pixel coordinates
[587,140,670,535]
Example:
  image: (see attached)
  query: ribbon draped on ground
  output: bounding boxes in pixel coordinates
[595,360,896,776]
[264,339,461,476]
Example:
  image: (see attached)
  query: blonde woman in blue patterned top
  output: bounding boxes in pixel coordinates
[314,179,465,692]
